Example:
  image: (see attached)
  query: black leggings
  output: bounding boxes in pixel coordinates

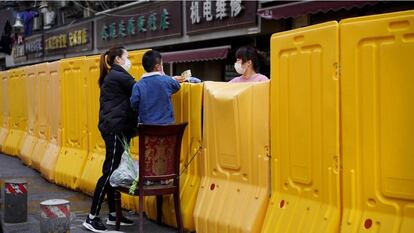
[90,132,131,216]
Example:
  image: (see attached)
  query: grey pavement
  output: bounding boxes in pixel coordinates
[0,153,178,233]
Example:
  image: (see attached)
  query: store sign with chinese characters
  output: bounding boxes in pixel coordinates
[14,34,26,63]
[25,34,43,59]
[186,0,257,35]
[44,21,93,56]
[96,2,182,49]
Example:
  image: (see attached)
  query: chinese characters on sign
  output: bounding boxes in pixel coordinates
[14,46,25,57]
[14,34,26,60]
[186,1,257,35]
[25,34,43,59]
[45,28,88,50]
[191,1,201,24]
[190,0,244,24]
[100,9,170,41]
[230,0,243,17]
[45,34,67,50]
[96,2,182,49]
[44,21,93,56]
[203,1,213,21]
[68,28,88,47]
[13,1,257,64]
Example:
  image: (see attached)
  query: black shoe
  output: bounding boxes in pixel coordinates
[106,214,135,226]
[83,216,107,232]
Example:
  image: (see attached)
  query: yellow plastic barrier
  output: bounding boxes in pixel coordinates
[144,83,203,231]
[54,57,89,190]
[340,10,414,233]
[3,68,27,156]
[0,71,9,150]
[40,61,62,181]
[261,22,341,233]
[120,49,148,211]
[128,49,148,158]
[194,81,270,233]
[19,65,38,165]
[31,63,50,170]
[78,55,105,196]
[129,49,148,80]
[79,49,147,205]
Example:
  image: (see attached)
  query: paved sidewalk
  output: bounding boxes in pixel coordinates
[0,154,178,233]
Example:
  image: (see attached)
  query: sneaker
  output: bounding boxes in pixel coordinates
[83,216,107,232]
[106,214,135,226]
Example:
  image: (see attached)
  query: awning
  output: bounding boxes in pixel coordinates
[161,45,230,63]
[258,1,378,20]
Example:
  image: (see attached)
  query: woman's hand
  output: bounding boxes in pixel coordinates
[172,76,186,83]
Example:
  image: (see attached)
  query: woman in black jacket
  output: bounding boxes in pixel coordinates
[84,47,136,232]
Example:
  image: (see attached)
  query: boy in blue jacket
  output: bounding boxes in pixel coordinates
[130,50,184,124]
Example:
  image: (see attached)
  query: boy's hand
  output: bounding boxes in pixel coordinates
[173,76,186,83]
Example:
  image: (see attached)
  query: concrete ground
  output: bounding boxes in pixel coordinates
[0,153,178,233]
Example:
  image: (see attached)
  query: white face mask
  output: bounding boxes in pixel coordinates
[121,58,131,71]
[234,62,246,75]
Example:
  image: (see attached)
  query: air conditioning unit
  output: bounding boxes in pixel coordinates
[39,3,55,30]
[58,0,68,8]
[33,16,41,31]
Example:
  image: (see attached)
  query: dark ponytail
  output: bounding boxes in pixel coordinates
[98,46,126,87]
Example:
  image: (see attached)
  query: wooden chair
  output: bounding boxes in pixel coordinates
[114,123,187,233]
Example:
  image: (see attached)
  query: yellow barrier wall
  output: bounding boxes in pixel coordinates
[261,22,341,233]
[54,57,88,190]
[19,65,38,165]
[120,49,148,211]
[144,83,203,231]
[3,68,27,156]
[79,55,105,196]
[0,71,9,149]
[0,72,3,137]
[128,49,148,158]
[340,10,414,233]
[31,63,50,170]
[40,61,62,181]
[194,81,270,233]
[79,49,147,205]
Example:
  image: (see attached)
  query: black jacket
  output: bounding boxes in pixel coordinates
[98,64,137,136]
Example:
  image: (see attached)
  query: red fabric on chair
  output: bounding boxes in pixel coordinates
[113,123,187,233]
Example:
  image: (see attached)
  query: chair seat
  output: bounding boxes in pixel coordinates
[116,183,177,196]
